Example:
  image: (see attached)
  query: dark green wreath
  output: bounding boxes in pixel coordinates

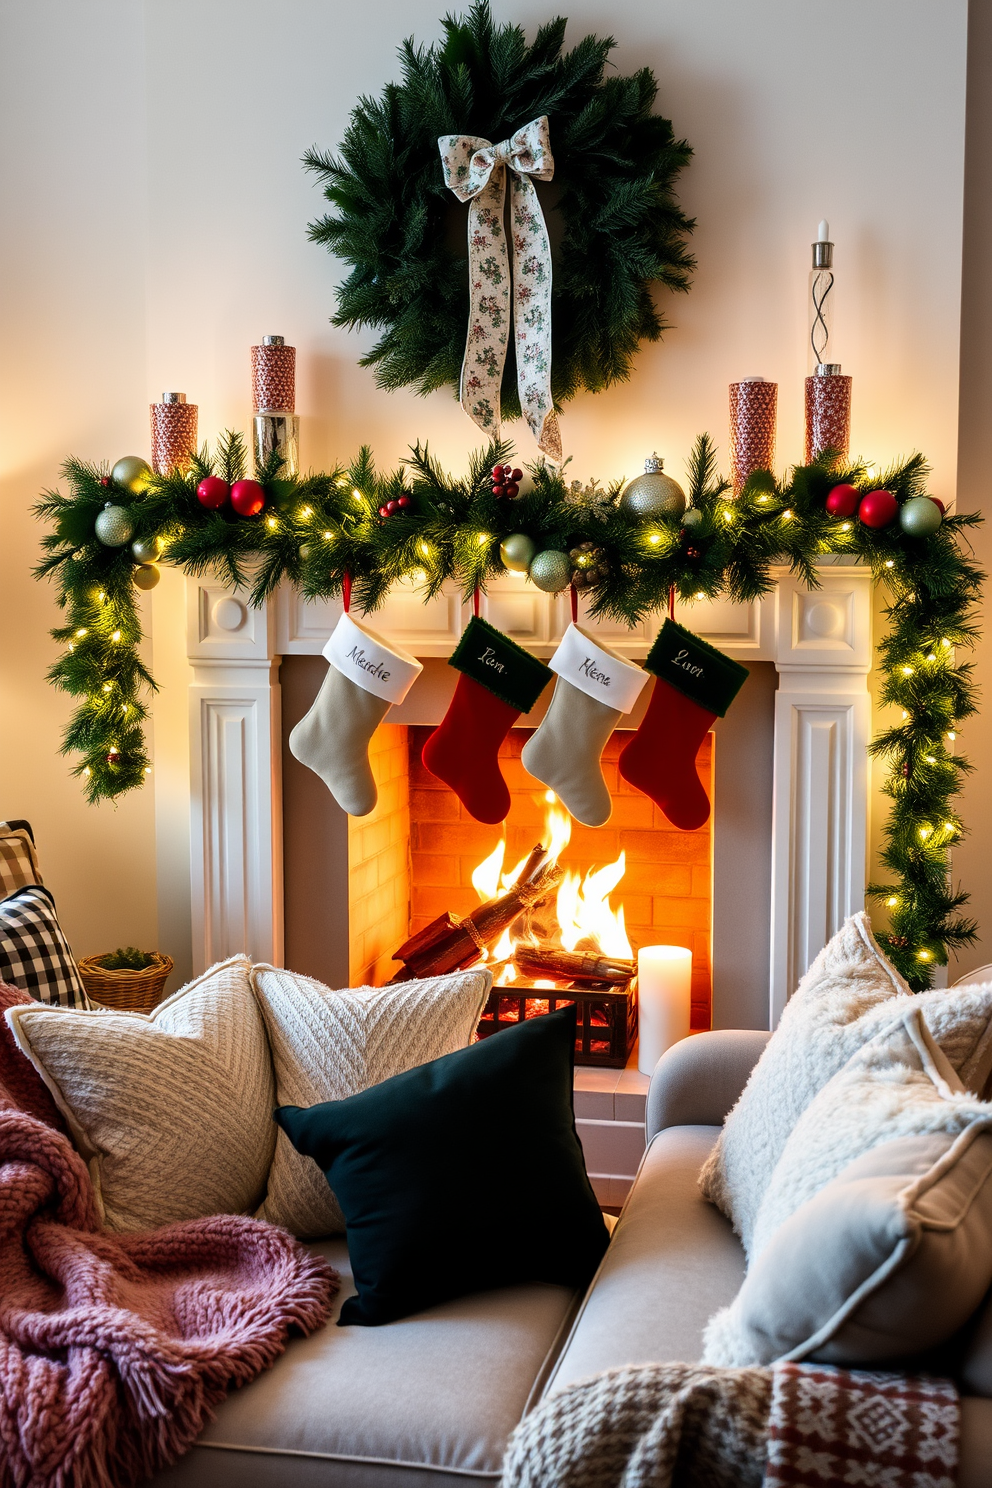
[304,1,694,417]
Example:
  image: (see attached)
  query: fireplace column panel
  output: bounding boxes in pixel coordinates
[186,580,283,972]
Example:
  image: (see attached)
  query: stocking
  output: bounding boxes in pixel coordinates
[422,616,552,824]
[289,612,421,817]
[618,619,748,831]
[521,624,649,826]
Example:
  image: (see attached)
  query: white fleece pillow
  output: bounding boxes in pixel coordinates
[704,1011,992,1367]
[699,912,992,1255]
[250,964,492,1238]
[6,956,275,1231]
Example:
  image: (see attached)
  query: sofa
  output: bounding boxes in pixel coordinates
[150,1030,992,1487]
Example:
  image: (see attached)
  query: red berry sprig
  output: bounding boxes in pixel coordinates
[378,495,413,519]
[491,464,523,499]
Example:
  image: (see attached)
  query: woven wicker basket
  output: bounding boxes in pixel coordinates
[77,952,174,1012]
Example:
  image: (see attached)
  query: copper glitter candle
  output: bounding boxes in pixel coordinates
[251,335,296,413]
[804,367,852,464]
[729,377,777,496]
[150,392,197,475]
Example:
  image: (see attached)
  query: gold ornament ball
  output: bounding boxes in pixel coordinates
[132,563,161,590]
[131,534,163,563]
[94,503,135,547]
[528,549,572,593]
[500,533,537,573]
[620,453,686,520]
[111,455,153,494]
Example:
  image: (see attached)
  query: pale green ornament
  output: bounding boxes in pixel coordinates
[500,533,537,573]
[111,455,153,494]
[529,549,572,593]
[619,453,686,520]
[682,507,704,528]
[94,502,135,547]
[131,534,163,563]
[899,496,943,538]
[132,563,161,590]
[298,543,312,561]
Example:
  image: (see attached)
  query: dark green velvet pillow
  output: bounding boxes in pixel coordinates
[276,1005,610,1326]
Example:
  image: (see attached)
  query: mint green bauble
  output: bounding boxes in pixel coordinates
[500,533,537,573]
[529,549,572,593]
[899,497,943,538]
[682,507,704,528]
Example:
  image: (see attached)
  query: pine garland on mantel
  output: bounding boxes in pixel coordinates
[34,433,982,989]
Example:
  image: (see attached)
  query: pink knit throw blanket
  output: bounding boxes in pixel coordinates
[0,1103,337,1488]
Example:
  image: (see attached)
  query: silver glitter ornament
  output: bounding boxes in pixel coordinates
[95,503,135,547]
[619,453,686,520]
[898,497,943,538]
[500,533,537,573]
[682,507,704,529]
[528,549,572,593]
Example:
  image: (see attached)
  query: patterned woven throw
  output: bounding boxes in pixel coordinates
[499,1360,958,1488]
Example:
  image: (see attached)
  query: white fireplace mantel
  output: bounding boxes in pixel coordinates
[185,564,872,1027]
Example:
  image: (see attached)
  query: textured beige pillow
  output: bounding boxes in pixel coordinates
[699,912,992,1255]
[250,965,492,1238]
[5,956,275,1231]
[704,1012,992,1367]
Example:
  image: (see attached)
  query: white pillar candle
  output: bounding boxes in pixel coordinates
[637,945,693,1075]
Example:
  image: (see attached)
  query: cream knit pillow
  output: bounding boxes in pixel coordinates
[5,956,275,1231]
[250,965,492,1238]
[699,912,992,1256]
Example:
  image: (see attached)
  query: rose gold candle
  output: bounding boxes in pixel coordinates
[804,367,852,464]
[251,334,296,413]
[729,377,777,496]
[150,392,197,475]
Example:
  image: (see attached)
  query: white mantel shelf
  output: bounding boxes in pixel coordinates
[185,563,873,1028]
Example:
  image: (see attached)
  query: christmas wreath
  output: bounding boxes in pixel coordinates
[34,435,983,988]
[304,1,694,448]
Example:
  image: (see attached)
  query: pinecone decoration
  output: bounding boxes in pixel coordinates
[569,541,608,588]
[887,934,910,950]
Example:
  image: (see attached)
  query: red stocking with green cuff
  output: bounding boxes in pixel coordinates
[618,619,748,831]
[422,617,552,824]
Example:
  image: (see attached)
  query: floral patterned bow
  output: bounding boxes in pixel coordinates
[438,116,562,464]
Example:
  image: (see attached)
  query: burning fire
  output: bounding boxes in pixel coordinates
[471,791,632,984]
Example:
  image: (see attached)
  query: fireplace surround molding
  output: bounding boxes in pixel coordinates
[184,563,872,1027]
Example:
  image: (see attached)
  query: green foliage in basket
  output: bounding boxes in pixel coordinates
[97,946,155,971]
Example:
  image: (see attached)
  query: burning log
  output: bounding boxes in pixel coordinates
[513,945,635,987]
[388,844,562,983]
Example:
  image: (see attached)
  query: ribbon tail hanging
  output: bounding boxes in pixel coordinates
[509,172,561,464]
[459,170,512,444]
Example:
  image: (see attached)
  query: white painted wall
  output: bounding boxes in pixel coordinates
[0,0,971,982]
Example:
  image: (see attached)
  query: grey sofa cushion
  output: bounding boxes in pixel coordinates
[150,1239,578,1487]
[544,1126,744,1396]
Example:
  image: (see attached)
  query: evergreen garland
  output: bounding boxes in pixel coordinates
[304,1,694,417]
[34,436,982,990]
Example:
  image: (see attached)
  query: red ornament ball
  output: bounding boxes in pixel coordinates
[858,489,898,529]
[230,479,265,517]
[825,483,859,518]
[386,500,399,515]
[931,498,946,514]
[197,476,230,509]
[398,495,412,509]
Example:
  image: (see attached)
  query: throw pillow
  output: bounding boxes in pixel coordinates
[704,1010,992,1367]
[0,884,88,1008]
[5,956,276,1231]
[699,911,992,1255]
[276,1005,610,1326]
[250,964,492,1238]
[0,980,69,1130]
[0,821,42,898]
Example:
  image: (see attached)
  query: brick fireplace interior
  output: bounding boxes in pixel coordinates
[280,655,776,1033]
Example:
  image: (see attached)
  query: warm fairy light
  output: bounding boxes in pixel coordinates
[926,653,936,661]
[84,766,91,777]
[97,591,105,602]
[299,506,313,519]
[144,766,152,775]
[266,516,279,529]
[901,710,909,719]
[917,949,931,961]
[694,592,705,600]
[111,630,121,642]
[352,489,362,501]
[947,731,957,740]
[886,896,898,907]
[942,638,951,648]
[102,682,112,693]
[841,522,852,531]
[722,508,733,523]
[781,509,794,521]
[323,530,333,540]
[123,703,130,714]
[919,826,931,839]
[647,533,662,545]
[76,628,87,637]
[418,541,432,559]
[476,532,489,546]
[901,666,914,676]
[412,567,427,583]
[945,822,957,833]
[757,494,769,503]
[885,560,894,568]
[925,755,936,764]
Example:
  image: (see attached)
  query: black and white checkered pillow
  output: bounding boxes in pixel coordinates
[0,884,89,1008]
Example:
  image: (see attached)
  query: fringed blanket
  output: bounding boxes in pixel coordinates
[0,1102,338,1488]
[500,1360,958,1488]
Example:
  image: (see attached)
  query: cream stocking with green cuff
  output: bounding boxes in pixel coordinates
[521,624,649,826]
[289,613,422,817]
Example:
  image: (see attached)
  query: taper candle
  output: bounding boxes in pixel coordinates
[637,944,692,1075]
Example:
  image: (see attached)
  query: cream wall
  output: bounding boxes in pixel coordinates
[0,0,972,982]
